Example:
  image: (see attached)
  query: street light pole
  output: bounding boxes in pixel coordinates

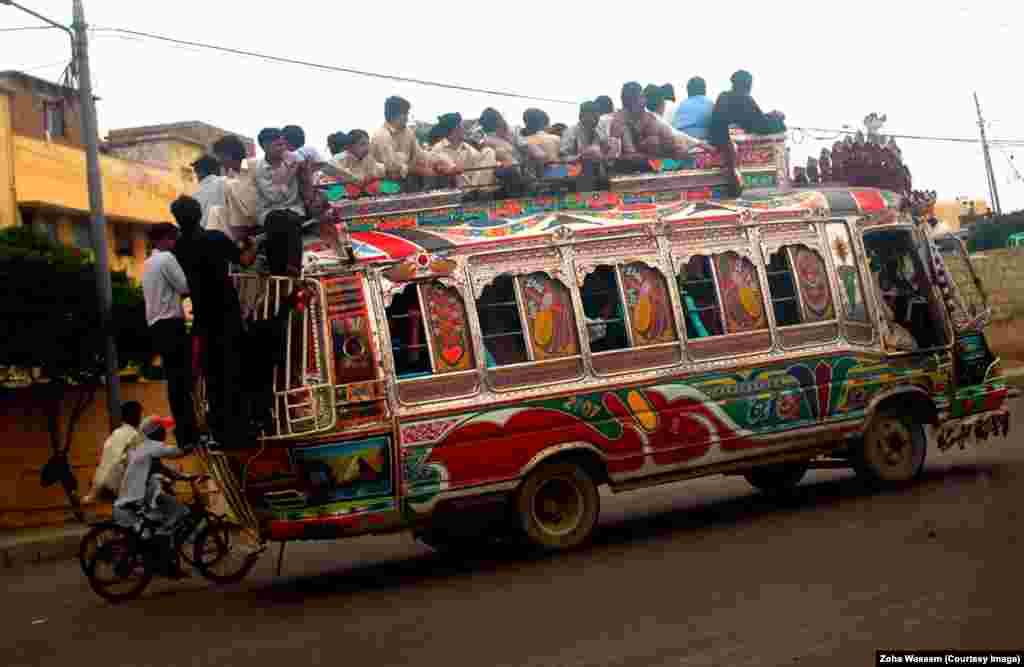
[72,0,120,432]
[1,0,121,430]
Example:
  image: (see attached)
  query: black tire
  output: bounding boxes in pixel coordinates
[515,462,600,551]
[83,524,152,603]
[743,462,809,495]
[853,411,927,486]
[192,519,259,585]
[79,522,120,577]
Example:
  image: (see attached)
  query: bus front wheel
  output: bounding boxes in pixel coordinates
[853,411,927,486]
[515,462,599,551]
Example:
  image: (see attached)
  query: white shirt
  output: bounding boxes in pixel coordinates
[115,438,184,507]
[142,250,189,326]
[192,175,227,228]
[89,424,142,495]
[292,146,326,164]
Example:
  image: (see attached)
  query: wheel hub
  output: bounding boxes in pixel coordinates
[531,477,584,537]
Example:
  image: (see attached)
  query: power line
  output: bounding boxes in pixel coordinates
[90,26,580,106]
[0,25,62,32]
[791,126,1024,147]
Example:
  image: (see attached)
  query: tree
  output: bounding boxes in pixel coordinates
[0,226,149,519]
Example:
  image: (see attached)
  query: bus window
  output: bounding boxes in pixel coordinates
[581,266,630,353]
[621,263,678,346]
[420,282,476,373]
[766,245,835,326]
[715,252,768,334]
[387,284,432,379]
[520,272,580,361]
[677,255,724,339]
[476,275,530,367]
[825,221,874,345]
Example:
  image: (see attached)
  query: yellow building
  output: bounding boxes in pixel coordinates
[931,197,992,234]
[0,70,253,282]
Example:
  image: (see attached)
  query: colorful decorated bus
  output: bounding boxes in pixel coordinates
[197,130,1012,562]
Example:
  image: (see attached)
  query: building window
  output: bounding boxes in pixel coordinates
[114,224,134,257]
[72,222,92,251]
[44,101,65,138]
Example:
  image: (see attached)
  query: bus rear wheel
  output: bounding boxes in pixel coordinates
[853,411,927,486]
[515,462,599,551]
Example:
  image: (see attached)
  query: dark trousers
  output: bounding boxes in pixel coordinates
[264,210,306,275]
[150,318,195,446]
[202,314,249,448]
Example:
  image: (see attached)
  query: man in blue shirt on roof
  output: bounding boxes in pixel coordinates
[672,76,714,140]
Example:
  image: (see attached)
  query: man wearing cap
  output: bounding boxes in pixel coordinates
[143,223,196,449]
[430,113,497,189]
[114,416,191,578]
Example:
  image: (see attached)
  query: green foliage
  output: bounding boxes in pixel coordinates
[967,210,1024,252]
[0,225,150,386]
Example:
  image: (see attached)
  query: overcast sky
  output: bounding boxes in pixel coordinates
[4,0,1023,212]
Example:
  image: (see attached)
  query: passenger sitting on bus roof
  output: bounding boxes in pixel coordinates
[659,83,678,122]
[208,135,260,243]
[608,82,698,164]
[327,131,348,160]
[593,95,616,155]
[370,96,442,185]
[282,124,327,170]
[560,101,604,161]
[521,108,561,176]
[707,70,787,197]
[479,108,524,167]
[431,113,498,189]
[253,128,308,275]
[190,154,226,230]
[325,130,387,186]
[547,123,568,138]
[644,84,669,117]
[672,76,714,140]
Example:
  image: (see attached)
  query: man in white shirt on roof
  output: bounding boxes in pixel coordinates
[142,223,196,448]
[189,154,226,229]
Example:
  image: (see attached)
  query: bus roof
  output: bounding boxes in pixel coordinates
[327,186,903,264]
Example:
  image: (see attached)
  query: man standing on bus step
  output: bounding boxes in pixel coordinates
[254,128,307,276]
[171,195,258,448]
[142,223,197,449]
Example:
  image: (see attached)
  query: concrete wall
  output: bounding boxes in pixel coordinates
[0,382,177,530]
[944,248,1024,322]
[0,73,86,148]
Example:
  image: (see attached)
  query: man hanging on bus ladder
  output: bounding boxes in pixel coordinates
[707,70,787,197]
[143,222,197,449]
[171,195,258,448]
[254,128,308,276]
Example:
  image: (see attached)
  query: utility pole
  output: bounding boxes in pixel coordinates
[1,0,121,430]
[974,92,1003,216]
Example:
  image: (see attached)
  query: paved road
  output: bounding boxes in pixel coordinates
[6,404,1024,667]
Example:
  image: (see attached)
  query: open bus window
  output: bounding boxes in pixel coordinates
[387,282,476,379]
[387,284,432,379]
[863,228,948,351]
[766,245,835,326]
[580,267,630,353]
[476,275,529,367]
[677,255,723,339]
